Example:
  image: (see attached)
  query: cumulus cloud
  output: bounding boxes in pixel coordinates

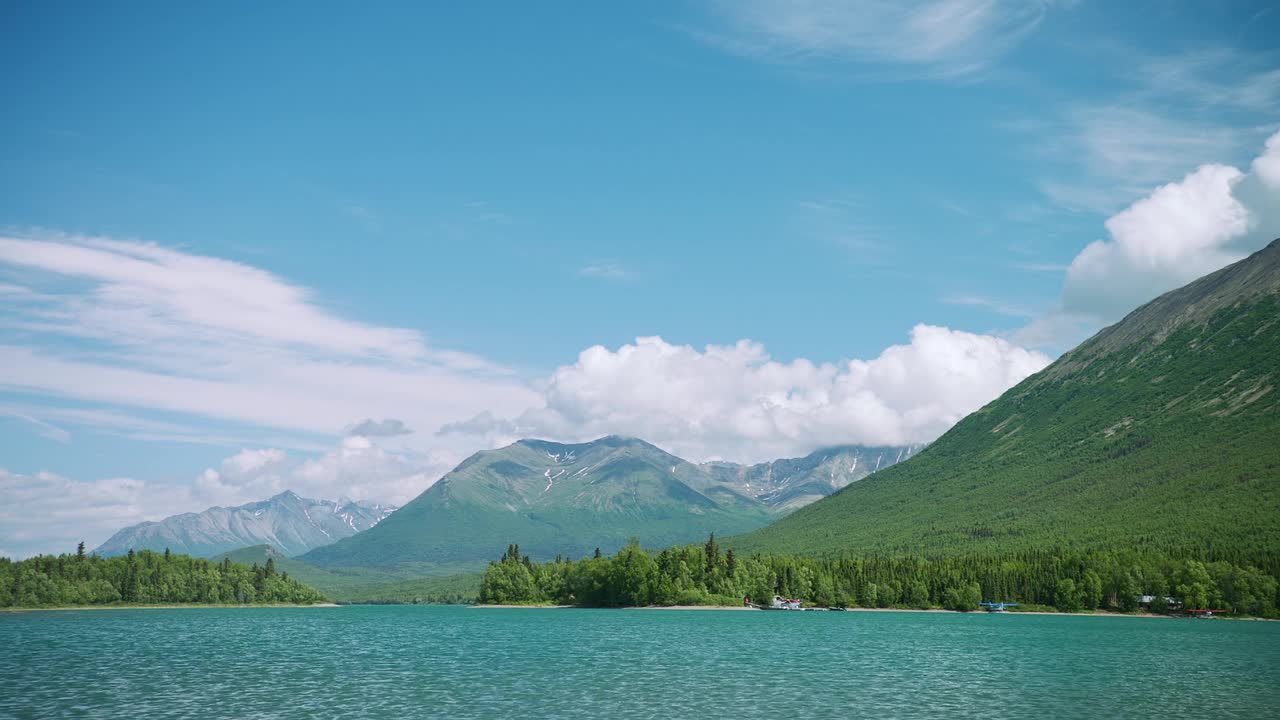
[194,437,444,510]
[346,418,413,437]
[1061,164,1250,315]
[441,327,1050,463]
[0,469,189,559]
[1021,130,1280,347]
[1252,131,1280,189]
[696,0,1056,79]
[1,436,448,558]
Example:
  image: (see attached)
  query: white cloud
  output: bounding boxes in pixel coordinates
[1021,130,1280,348]
[943,294,1035,318]
[0,436,448,559]
[1011,43,1279,216]
[0,469,188,559]
[578,262,630,280]
[195,437,445,509]
[0,233,1050,552]
[346,418,413,437]
[1061,164,1249,316]
[441,327,1050,463]
[695,0,1056,79]
[1133,50,1280,115]
[1031,107,1259,215]
[291,436,445,505]
[0,235,425,360]
[4,412,71,443]
[0,233,541,452]
[1253,132,1280,189]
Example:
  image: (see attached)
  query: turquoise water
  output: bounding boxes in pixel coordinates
[3,606,1278,719]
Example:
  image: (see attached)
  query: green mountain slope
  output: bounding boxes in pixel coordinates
[299,436,777,573]
[210,545,479,603]
[730,239,1280,565]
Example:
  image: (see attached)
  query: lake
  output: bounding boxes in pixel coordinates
[3,606,1278,719]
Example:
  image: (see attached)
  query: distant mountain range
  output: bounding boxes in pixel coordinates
[94,491,396,558]
[298,437,917,573]
[703,445,922,512]
[730,238,1280,562]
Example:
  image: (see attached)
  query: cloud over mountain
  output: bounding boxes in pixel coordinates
[441,326,1050,463]
[1021,130,1280,348]
[0,435,447,559]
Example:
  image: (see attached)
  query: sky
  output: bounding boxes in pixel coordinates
[1,1,1278,557]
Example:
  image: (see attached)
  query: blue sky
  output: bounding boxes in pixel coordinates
[2,1,1278,556]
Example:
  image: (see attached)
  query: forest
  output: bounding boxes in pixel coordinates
[479,536,1280,617]
[0,544,328,607]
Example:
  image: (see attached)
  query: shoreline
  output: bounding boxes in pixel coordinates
[0,602,341,613]
[468,599,573,604]
[472,604,1269,620]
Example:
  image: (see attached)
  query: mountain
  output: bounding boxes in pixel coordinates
[730,239,1280,563]
[211,545,481,603]
[300,436,781,573]
[702,445,922,512]
[94,491,397,558]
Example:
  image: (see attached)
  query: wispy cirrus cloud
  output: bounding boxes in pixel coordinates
[690,0,1058,79]
[0,233,540,450]
[1029,106,1261,215]
[578,262,631,280]
[1132,49,1280,115]
[1018,45,1280,215]
[943,294,1036,319]
[4,413,71,444]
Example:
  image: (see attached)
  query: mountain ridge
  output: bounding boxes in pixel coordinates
[729,238,1280,563]
[95,490,396,559]
[299,436,917,573]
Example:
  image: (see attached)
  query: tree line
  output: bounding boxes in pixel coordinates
[479,536,1280,616]
[1,543,328,607]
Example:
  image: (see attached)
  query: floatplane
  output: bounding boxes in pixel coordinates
[980,601,1019,613]
[746,596,846,611]
[745,595,813,610]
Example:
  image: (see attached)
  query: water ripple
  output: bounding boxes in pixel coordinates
[1,607,1277,719]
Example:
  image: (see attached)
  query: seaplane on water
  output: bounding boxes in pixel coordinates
[980,602,1019,613]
